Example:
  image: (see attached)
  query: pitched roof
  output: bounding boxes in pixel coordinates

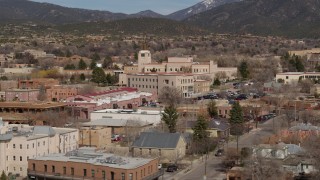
[132,132,183,149]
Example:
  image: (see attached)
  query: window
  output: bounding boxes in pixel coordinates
[33,143,34,148]
[32,163,35,171]
[27,144,29,149]
[13,144,15,148]
[83,169,87,177]
[63,167,66,174]
[102,170,106,180]
[111,172,115,180]
[43,141,45,146]
[20,144,22,149]
[44,165,47,172]
[20,167,22,171]
[52,166,55,173]
[121,173,125,180]
[20,156,22,161]
[129,173,133,180]
[91,169,95,177]
[13,156,16,161]
[71,168,74,175]
[38,142,40,147]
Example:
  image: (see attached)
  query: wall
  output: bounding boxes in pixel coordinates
[79,127,112,148]
[28,158,159,180]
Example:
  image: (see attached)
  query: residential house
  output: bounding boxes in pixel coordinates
[186,119,230,138]
[131,132,187,163]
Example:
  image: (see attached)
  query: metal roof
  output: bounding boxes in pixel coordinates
[132,132,183,149]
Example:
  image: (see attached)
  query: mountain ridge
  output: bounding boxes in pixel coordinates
[184,0,320,38]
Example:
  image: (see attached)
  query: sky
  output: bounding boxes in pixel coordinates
[31,0,203,15]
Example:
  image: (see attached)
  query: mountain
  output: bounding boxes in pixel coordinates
[0,0,162,24]
[185,0,320,38]
[56,18,208,36]
[130,10,164,18]
[167,0,242,20]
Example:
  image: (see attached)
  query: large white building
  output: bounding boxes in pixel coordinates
[0,121,79,177]
[276,72,320,84]
[90,109,162,125]
[120,50,237,98]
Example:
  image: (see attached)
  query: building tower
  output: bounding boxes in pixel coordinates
[138,50,151,73]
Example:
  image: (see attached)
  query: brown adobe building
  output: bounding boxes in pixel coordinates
[28,148,162,180]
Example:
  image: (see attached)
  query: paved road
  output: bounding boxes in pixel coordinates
[174,117,278,180]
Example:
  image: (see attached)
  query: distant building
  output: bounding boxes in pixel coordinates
[18,78,59,89]
[66,88,157,120]
[0,80,18,91]
[46,85,79,102]
[79,126,112,149]
[186,119,230,138]
[276,72,320,84]
[131,132,186,163]
[0,122,78,177]
[90,109,162,125]
[120,50,237,98]
[5,89,39,102]
[28,147,162,180]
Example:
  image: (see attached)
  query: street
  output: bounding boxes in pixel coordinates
[172,117,277,180]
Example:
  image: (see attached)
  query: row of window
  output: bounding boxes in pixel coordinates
[7,156,24,161]
[33,164,150,180]
[130,84,158,89]
[9,142,46,149]
[131,78,158,82]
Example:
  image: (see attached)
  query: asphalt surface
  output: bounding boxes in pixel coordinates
[171,117,277,180]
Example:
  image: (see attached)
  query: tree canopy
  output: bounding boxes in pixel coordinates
[207,100,218,118]
[78,59,87,70]
[192,115,209,141]
[229,101,244,136]
[161,105,179,133]
[91,67,106,86]
[238,61,249,79]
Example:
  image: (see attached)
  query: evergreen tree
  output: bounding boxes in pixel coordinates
[192,115,209,141]
[134,52,138,60]
[78,59,87,70]
[213,78,221,86]
[90,60,97,70]
[91,67,106,86]
[161,105,179,133]
[102,56,112,69]
[207,100,218,118]
[0,171,6,180]
[80,73,86,81]
[229,101,244,153]
[238,61,249,79]
[70,75,75,84]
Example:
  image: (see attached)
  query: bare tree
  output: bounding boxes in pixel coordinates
[158,87,182,107]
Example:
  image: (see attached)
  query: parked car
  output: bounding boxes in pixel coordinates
[166,165,178,172]
[215,149,224,156]
[235,94,248,100]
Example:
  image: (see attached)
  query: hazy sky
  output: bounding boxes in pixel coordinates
[31,0,203,15]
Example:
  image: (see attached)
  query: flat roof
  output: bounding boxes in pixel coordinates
[0,102,67,109]
[81,118,153,127]
[30,148,156,169]
[93,109,161,115]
